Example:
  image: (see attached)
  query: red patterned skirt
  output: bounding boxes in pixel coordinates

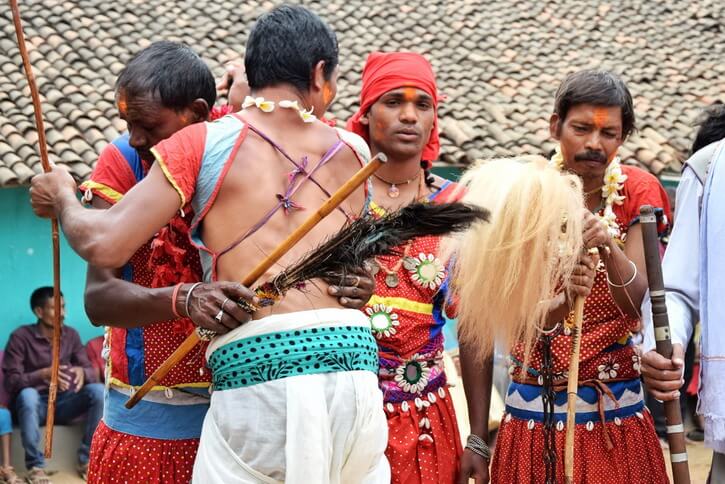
[491,379,668,483]
[384,385,462,484]
[87,421,200,484]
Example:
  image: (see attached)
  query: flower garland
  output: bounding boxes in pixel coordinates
[550,146,627,241]
[242,96,316,123]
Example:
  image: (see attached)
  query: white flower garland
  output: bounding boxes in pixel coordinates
[241,96,316,123]
[550,146,627,241]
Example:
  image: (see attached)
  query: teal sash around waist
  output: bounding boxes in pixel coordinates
[208,325,379,391]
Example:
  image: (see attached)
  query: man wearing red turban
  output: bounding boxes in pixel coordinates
[347,52,490,484]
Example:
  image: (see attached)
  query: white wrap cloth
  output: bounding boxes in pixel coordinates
[193,308,390,483]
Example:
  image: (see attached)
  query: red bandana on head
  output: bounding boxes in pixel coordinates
[346,52,441,168]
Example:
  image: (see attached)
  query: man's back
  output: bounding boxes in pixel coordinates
[156,107,368,315]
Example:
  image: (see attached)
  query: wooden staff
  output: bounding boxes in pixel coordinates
[10,0,63,458]
[126,152,387,408]
[640,204,690,484]
[564,295,585,483]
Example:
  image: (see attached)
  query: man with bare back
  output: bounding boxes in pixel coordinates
[29,5,389,483]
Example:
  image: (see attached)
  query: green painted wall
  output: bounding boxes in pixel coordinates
[0,187,100,348]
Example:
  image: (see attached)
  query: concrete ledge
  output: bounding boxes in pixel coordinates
[10,424,84,474]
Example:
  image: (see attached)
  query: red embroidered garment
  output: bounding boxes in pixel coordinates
[492,165,671,483]
[80,133,209,484]
[364,181,463,484]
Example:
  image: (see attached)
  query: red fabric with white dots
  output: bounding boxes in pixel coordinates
[87,421,199,484]
[493,168,671,482]
[492,409,668,483]
[364,181,463,484]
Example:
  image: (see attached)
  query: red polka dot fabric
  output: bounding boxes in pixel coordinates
[493,169,672,483]
[492,408,668,483]
[87,421,199,484]
[363,181,463,484]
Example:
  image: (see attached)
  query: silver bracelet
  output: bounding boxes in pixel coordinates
[606,259,637,288]
[184,282,203,320]
[465,434,491,461]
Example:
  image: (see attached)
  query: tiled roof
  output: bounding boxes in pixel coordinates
[1,1,724,187]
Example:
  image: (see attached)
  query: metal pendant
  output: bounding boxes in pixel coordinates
[385,272,400,288]
[369,260,380,276]
[402,256,417,271]
[388,184,400,198]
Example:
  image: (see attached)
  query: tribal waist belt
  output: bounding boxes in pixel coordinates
[208,325,379,391]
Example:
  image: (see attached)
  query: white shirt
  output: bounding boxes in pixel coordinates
[641,166,702,351]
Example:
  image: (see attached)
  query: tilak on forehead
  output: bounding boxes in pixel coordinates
[593,107,610,128]
[346,51,441,167]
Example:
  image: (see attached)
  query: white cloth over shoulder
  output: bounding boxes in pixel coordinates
[698,141,725,453]
[193,308,390,484]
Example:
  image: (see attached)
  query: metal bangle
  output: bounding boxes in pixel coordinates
[606,259,637,288]
[184,282,203,320]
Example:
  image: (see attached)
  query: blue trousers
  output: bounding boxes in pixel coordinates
[13,384,104,469]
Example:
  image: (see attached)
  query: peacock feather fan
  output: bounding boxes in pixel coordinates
[255,202,489,304]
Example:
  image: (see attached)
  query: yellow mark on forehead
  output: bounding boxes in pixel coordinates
[593,107,609,128]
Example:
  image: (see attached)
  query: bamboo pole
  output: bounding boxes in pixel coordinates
[9,0,63,458]
[640,205,690,484]
[125,152,387,408]
[564,296,585,483]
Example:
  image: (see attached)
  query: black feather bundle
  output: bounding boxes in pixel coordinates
[255,202,489,304]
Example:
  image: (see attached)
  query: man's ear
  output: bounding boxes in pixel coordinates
[359,112,370,126]
[33,307,42,320]
[311,60,326,93]
[549,113,561,140]
[190,98,211,123]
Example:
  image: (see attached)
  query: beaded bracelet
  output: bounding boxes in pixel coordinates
[171,283,184,319]
[465,434,491,461]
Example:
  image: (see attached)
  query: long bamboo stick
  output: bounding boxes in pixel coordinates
[9,0,63,458]
[640,205,690,484]
[125,152,387,408]
[564,296,585,483]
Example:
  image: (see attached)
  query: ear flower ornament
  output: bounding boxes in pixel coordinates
[242,96,275,112]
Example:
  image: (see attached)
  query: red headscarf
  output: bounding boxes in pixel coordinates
[346,52,441,167]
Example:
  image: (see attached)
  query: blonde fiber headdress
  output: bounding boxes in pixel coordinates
[445,157,584,362]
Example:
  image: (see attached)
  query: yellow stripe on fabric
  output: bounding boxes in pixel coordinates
[369,200,386,217]
[108,377,210,392]
[151,147,186,208]
[368,295,433,315]
[80,181,124,203]
[617,332,632,345]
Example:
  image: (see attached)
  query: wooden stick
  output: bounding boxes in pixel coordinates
[125,152,387,408]
[640,205,690,484]
[9,0,63,458]
[564,296,585,484]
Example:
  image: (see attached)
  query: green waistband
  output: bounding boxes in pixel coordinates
[208,325,379,391]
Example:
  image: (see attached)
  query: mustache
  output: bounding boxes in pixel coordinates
[573,150,607,163]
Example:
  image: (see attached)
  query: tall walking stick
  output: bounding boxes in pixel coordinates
[564,296,585,483]
[125,152,387,409]
[640,205,691,484]
[10,0,63,458]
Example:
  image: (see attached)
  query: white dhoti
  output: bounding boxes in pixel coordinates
[193,308,390,484]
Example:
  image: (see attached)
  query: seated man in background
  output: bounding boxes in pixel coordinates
[2,287,103,483]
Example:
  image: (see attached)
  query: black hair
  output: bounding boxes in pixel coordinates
[115,41,216,110]
[245,5,338,92]
[421,162,435,187]
[692,102,725,154]
[554,69,635,139]
[30,286,63,312]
